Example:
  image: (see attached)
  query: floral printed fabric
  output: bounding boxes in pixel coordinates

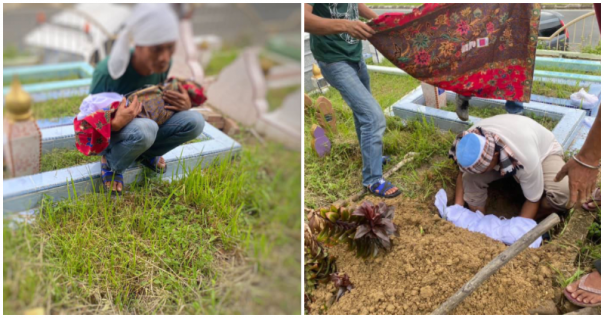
[74,77,207,156]
[367,4,541,102]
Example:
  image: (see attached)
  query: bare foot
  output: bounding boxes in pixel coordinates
[156,156,166,170]
[566,271,601,305]
[101,156,122,192]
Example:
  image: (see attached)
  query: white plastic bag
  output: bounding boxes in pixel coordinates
[570,88,599,110]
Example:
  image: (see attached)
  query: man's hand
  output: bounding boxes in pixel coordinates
[163,84,192,112]
[112,95,142,132]
[345,20,376,40]
[555,155,599,208]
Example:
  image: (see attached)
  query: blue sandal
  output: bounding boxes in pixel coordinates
[101,161,123,197]
[367,179,401,198]
[139,156,166,173]
[382,156,391,166]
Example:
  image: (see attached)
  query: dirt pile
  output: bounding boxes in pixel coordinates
[308,196,575,315]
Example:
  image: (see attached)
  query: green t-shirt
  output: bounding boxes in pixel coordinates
[309,3,363,63]
[89,53,171,95]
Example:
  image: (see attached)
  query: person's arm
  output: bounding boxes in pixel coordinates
[519,200,540,220]
[455,171,465,206]
[304,4,375,39]
[359,3,378,20]
[555,108,601,206]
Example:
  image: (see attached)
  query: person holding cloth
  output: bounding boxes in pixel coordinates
[305,3,401,198]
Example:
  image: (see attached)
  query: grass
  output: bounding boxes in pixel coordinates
[581,41,601,55]
[441,101,559,131]
[535,65,601,76]
[2,95,86,120]
[304,70,462,208]
[3,136,301,314]
[205,49,240,76]
[267,85,300,112]
[532,80,591,99]
[4,73,83,87]
[39,149,101,174]
[3,45,32,60]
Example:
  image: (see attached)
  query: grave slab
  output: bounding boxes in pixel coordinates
[4,123,240,216]
[389,87,586,151]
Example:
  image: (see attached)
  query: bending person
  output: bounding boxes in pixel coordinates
[450,114,570,221]
[89,3,205,195]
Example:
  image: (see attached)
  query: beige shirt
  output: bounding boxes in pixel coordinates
[470,114,563,202]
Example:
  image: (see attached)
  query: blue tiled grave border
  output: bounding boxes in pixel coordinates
[3,123,241,215]
[3,62,94,103]
[531,76,601,116]
[389,87,585,151]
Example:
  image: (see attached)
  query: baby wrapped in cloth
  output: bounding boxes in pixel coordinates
[74,78,206,156]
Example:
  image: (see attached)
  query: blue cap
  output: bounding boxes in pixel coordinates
[456,133,486,168]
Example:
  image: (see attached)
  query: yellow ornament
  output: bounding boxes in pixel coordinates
[5,75,33,122]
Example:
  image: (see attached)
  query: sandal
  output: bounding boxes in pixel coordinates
[367,179,401,198]
[582,188,600,212]
[563,272,601,307]
[101,161,123,197]
[139,156,167,173]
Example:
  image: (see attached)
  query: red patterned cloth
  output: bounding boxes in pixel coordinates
[367,4,541,102]
[74,78,207,156]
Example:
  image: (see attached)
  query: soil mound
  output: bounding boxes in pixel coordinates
[308,196,574,315]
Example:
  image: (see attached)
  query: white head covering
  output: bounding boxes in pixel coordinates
[108,3,179,79]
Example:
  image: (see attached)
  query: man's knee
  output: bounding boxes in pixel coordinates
[125,119,158,149]
[183,111,205,136]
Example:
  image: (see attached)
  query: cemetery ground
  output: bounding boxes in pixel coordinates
[3,50,301,315]
[304,66,600,314]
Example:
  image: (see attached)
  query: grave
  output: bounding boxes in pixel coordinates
[3,123,241,216]
[530,76,601,116]
[389,86,587,151]
[2,62,94,103]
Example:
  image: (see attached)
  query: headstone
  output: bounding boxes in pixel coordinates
[3,76,42,179]
[304,94,313,109]
[168,19,204,83]
[206,47,268,126]
[256,89,302,150]
[421,82,446,109]
[315,96,337,134]
[311,124,331,157]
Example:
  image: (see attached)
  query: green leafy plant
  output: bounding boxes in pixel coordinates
[304,224,337,293]
[330,272,354,301]
[307,201,397,258]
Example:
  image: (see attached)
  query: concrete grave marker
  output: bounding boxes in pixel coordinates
[256,89,302,149]
[205,47,268,126]
[315,96,337,134]
[3,77,42,179]
[311,124,331,157]
[168,19,204,83]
